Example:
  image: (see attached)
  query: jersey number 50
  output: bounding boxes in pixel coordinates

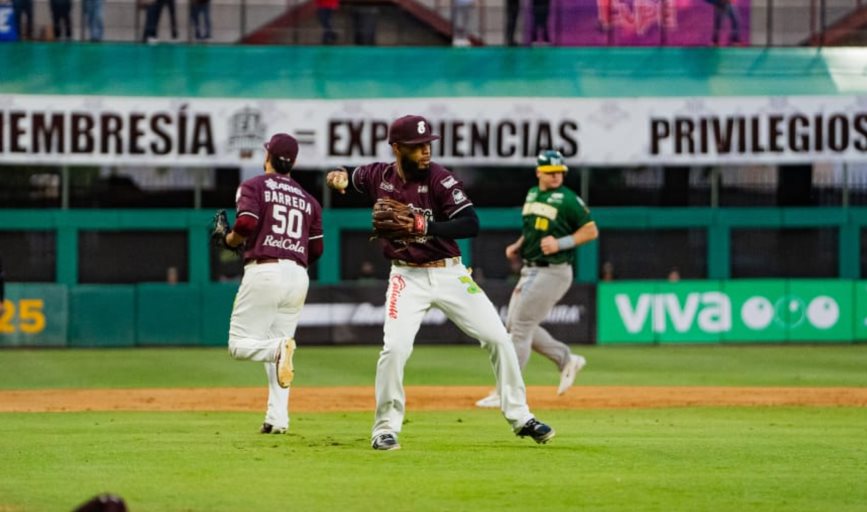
[271,205,303,238]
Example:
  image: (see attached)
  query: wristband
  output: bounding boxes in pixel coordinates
[556,235,576,251]
[413,213,427,235]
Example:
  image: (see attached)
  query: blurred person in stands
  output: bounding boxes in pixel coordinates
[504,0,519,45]
[705,0,740,45]
[667,266,681,282]
[451,0,473,46]
[190,0,211,41]
[352,3,378,45]
[50,0,72,39]
[358,260,377,283]
[601,260,615,281]
[530,0,550,44]
[317,0,338,44]
[142,0,178,42]
[83,0,103,41]
[595,0,611,32]
[11,0,32,39]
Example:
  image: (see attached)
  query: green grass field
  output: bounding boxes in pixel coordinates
[1,345,866,512]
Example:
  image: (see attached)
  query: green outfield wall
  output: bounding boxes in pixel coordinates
[3,206,867,346]
[2,280,866,347]
[2,207,866,284]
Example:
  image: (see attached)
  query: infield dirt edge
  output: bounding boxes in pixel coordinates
[1,385,866,413]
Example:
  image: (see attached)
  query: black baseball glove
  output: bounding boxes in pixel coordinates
[210,209,243,255]
[371,198,427,240]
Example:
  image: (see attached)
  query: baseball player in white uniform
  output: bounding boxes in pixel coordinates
[326,114,555,450]
[214,133,324,434]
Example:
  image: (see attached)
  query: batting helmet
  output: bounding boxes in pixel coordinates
[537,149,568,173]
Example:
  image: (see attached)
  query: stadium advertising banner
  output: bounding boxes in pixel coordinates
[1,94,866,167]
[597,279,864,344]
[299,282,595,345]
[523,0,750,47]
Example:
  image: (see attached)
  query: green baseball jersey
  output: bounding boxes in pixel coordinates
[519,185,593,265]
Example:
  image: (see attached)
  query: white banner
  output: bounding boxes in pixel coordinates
[2,94,867,167]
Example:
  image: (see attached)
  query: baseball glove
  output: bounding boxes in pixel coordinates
[210,209,242,255]
[372,198,427,240]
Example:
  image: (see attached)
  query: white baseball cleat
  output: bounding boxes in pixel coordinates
[557,354,587,395]
[474,389,500,408]
[276,338,296,388]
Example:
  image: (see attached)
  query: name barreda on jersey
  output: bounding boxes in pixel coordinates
[0,106,216,156]
[327,118,579,158]
[650,113,867,156]
[264,191,313,214]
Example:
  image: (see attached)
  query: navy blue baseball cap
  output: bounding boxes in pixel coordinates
[388,115,440,144]
[264,133,299,163]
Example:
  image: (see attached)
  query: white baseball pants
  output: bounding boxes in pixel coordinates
[228,260,309,430]
[372,260,534,439]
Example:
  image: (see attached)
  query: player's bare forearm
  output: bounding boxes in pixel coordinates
[226,231,246,248]
[540,222,598,255]
[505,236,524,259]
[571,221,599,247]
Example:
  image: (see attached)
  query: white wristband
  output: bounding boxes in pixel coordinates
[556,235,577,251]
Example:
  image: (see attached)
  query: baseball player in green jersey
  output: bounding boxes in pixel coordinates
[477,149,598,408]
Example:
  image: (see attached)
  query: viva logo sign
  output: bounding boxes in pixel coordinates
[615,292,839,334]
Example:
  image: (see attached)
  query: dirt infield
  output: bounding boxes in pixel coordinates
[1,386,866,413]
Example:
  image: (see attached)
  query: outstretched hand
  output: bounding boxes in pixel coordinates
[326,168,349,195]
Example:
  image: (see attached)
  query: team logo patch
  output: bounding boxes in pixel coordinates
[452,189,467,204]
[440,176,457,189]
[379,182,395,192]
[227,107,266,159]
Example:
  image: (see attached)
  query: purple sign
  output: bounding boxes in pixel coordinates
[519,0,750,46]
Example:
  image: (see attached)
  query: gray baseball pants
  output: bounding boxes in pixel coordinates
[506,263,574,371]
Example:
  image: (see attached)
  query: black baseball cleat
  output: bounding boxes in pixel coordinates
[260,422,287,434]
[517,418,555,444]
[371,433,401,451]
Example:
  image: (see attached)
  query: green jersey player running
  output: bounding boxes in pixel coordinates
[477,149,599,408]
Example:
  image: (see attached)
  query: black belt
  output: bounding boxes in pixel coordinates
[523,260,550,268]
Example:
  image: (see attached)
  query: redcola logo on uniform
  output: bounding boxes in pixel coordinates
[387,275,406,320]
[262,235,306,254]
